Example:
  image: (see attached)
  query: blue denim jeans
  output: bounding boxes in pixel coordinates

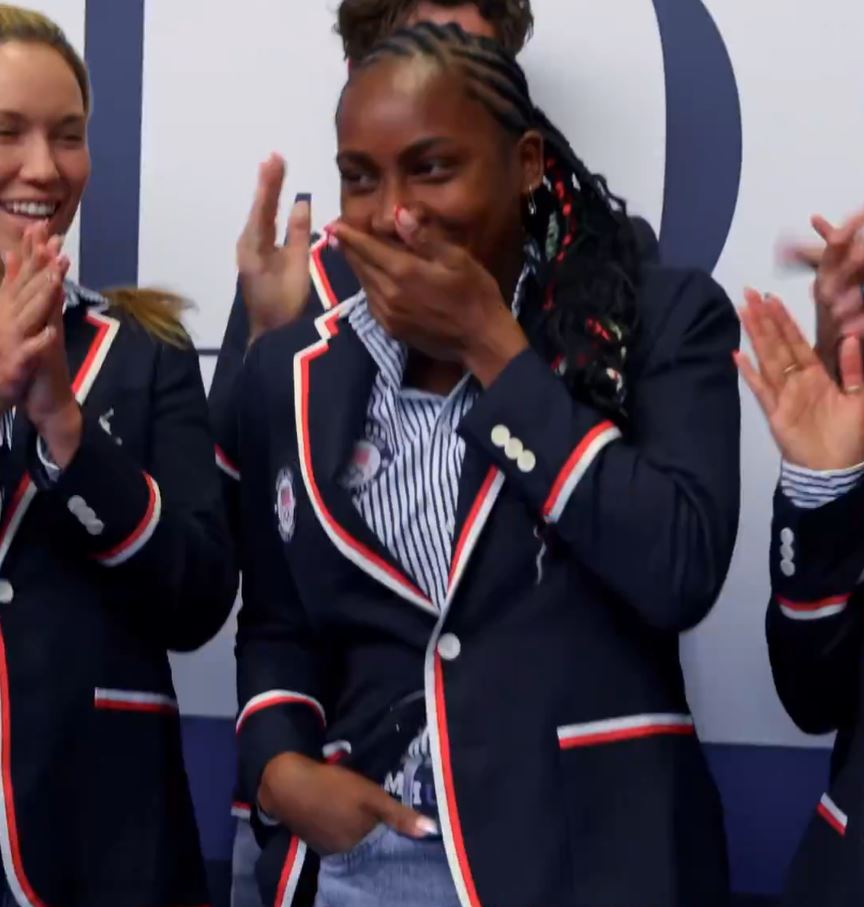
[231,816,265,907]
[313,825,460,907]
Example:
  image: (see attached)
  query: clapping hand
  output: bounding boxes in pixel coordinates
[736,289,864,471]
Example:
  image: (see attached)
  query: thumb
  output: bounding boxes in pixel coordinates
[20,324,57,367]
[838,335,864,393]
[371,788,438,839]
[284,193,312,247]
[1,249,20,285]
[284,199,312,275]
[777,241,823,272]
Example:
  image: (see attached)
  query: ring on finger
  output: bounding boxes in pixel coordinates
[782,363,800,377]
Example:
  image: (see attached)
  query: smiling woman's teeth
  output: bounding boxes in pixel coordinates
[1,201,58,218]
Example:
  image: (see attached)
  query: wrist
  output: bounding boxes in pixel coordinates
[463,312,528,388]
[258,751,315,819]
[35,399,82,469]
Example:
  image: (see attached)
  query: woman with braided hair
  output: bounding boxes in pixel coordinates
[236,21,739,907]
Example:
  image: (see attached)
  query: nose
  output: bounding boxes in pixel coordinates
[369,177,407,239]
[19,134,61,186]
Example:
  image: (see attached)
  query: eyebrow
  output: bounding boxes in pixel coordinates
[0,110,86,125]
[337,136,457,166]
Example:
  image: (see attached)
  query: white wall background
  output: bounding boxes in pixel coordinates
[39,0,864,748]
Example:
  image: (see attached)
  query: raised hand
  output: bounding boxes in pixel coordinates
[809,209,864,333]
[330,206,527,386]
[259,752,436,857]
[0,224,67,416]
[736,289,864,470]
[237,154,311,346]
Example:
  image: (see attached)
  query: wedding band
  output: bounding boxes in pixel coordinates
[782,364,800,377]
[846,385,863,394]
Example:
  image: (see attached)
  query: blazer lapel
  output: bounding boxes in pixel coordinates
[445,428,505,613]
[294,304,436,617]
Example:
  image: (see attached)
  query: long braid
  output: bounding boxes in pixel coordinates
[354,22,641,425]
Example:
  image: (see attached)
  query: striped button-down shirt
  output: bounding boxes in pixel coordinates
[781,460,864,509]
[343,301,476,607]
[342,267,528,607]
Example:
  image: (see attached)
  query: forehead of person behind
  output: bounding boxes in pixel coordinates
[403,1,496,40]
[336,38,535,288]
[0,38,89,255]
[337,0,533,62]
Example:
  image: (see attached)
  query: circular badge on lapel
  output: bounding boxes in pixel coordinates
[342,440,383,492]
[274,467,297,543]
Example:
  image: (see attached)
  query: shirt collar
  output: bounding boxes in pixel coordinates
[62,280,109,312]
[348,257,533,390]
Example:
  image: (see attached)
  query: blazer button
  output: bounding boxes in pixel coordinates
[505,437,524,460]
[491,425,510,449]
[780,560,796,578]
[517,450,536,473]
[780,528,794,545]
[0,581,14,605]
[437,633,461,661]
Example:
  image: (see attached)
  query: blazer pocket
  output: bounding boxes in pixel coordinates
[555,711,727,907]
[93,686,179,715]
[817,792,848,837]
[557,711,694,750]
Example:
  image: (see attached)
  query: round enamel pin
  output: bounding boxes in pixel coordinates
[274,467,296,543]
[342,440,383,492]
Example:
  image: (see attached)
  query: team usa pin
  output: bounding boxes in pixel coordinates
[342,440,383,491]
[275,468,296,542]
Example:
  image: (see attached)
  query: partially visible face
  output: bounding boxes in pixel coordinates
[336,56,540,287]
[0,41,90,257]
[402,2,497,41]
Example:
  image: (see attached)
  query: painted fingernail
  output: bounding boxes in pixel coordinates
[395,206,417,232]
[295,192,312,205]
[415,817,439,837]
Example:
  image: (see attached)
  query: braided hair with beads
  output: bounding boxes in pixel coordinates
[351,21,642,426]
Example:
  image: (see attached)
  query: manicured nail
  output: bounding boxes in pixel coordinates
[415,817,439,837]
[395,206,417,232]
[295,192,312,205]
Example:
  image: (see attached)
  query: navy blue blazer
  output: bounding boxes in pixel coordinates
[0,288,237,906]
[767,485,864,906]
[230,245,741,907]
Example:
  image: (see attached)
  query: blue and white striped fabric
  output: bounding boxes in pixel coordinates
[343,266,529,607]
[344,303,477,609]
[780,460,864,510]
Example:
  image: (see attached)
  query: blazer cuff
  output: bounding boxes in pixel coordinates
[771,481,864,603]
[29,415,161,565]
[460,348,620,521]
[236,690,327,800]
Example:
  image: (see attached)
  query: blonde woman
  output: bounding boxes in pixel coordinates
[0,6,236,905]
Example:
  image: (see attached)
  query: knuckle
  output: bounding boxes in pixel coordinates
[390,261,410,282]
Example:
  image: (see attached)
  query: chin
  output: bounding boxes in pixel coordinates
[0,212,74,254]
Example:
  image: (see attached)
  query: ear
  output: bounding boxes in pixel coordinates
[517,130,544,196]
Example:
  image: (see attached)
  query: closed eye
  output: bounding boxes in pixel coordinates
[339,168,377,193]
[412,159,455,182]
